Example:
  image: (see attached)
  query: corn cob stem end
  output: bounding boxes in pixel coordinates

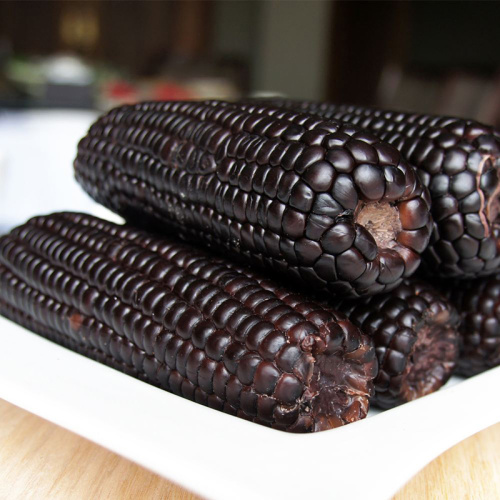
[309,343,377,432]
[478,154,500,237]
[399,310,459,403]
[485,166,500,224]
[355,202,402,249]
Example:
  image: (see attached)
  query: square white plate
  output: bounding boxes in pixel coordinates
[0,315,499,500]
[1,109,499,500]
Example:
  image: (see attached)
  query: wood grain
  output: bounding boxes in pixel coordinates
[0,398,498,500]
[395,419,500,500]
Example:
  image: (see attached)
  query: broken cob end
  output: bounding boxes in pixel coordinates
[398,308,459,404]
[302,321,377,432]
[484,155,500,225]
[355,202,402,249]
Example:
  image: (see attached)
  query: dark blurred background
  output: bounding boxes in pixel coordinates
[0,0,499,122]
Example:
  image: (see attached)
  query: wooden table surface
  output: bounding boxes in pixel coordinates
[0,398,498,500]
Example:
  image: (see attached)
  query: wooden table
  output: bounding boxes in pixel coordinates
[0,398,498,499]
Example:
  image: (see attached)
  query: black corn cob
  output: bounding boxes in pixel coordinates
[261,99,500,279]
[331,279,459,409]
[441,276,500,376]
[74,100,433,298]
[0,212,377,433]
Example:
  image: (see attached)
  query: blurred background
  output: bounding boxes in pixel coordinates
[0,0,499,122]
[0,0,499,230]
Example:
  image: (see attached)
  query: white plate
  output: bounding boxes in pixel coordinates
[1,110,499,499]
[0,315,499,500]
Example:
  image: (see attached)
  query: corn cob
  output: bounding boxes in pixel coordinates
[260,99,500,279]
[331,279,459,409]
[441,276,500,376]
[74,100,433,298]
[0,212,377,432]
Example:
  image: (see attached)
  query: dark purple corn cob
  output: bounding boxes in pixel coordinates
[442,276,500,376]
[261,99,500,279]
[331,279,459,409]
[74,100,433,298]
[0,212,377,432]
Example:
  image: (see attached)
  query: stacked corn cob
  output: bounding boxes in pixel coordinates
[258,99,500,278]
[1,99,498,432]
[75,101,433,297]
[257,98,500,376]
[0,212,377,432]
